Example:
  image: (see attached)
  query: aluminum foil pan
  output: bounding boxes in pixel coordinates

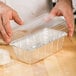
[10,28,67,50]
[0,12,67,64]
[10,28,67,64]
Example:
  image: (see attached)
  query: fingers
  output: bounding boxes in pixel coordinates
[12,10,24,25]
[0,16,11,43]
[62,9,74,37]
[46,5,74,37]
[2,14,12,37]
[0,10,23,43]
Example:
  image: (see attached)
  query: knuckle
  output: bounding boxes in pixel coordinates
[0,13,2,16]
[3,21,8,26]
[0,25,3,31]
[1,30,6,34]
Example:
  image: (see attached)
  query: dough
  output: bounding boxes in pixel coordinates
[0,49,11,65]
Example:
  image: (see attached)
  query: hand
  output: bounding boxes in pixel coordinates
[0,1,23,44]
[46,0,74,37]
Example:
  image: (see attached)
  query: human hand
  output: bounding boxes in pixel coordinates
[0,1,23,44]
[46,0,74,37]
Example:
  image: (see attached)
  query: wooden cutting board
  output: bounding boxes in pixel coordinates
[0,24,76,76]
[0,35,76,76]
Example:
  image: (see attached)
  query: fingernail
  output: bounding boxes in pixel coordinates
[6,38,11,44]
[70,34,72,37]
[69,32,73,37]
[20,21,24,25]
[44,14,55,22]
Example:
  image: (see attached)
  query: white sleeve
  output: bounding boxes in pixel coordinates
[72,0,76,9]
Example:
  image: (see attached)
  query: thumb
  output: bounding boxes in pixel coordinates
[45,7,57,22]
[12,10,24,25]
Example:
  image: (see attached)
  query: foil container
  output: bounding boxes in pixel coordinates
[10,28,67,64]
[9,13,67,64]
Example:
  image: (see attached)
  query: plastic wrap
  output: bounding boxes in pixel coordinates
[10,13,67,64]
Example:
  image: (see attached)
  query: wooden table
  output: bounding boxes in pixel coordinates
[0,33,76,76]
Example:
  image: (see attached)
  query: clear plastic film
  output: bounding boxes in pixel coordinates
[0,13,67,44]
[11,13,67,42]
[9,13,67,64]
[0,13,67,64]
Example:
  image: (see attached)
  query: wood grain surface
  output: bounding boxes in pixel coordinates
[0,24,76,76]
[0,35,76,76]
